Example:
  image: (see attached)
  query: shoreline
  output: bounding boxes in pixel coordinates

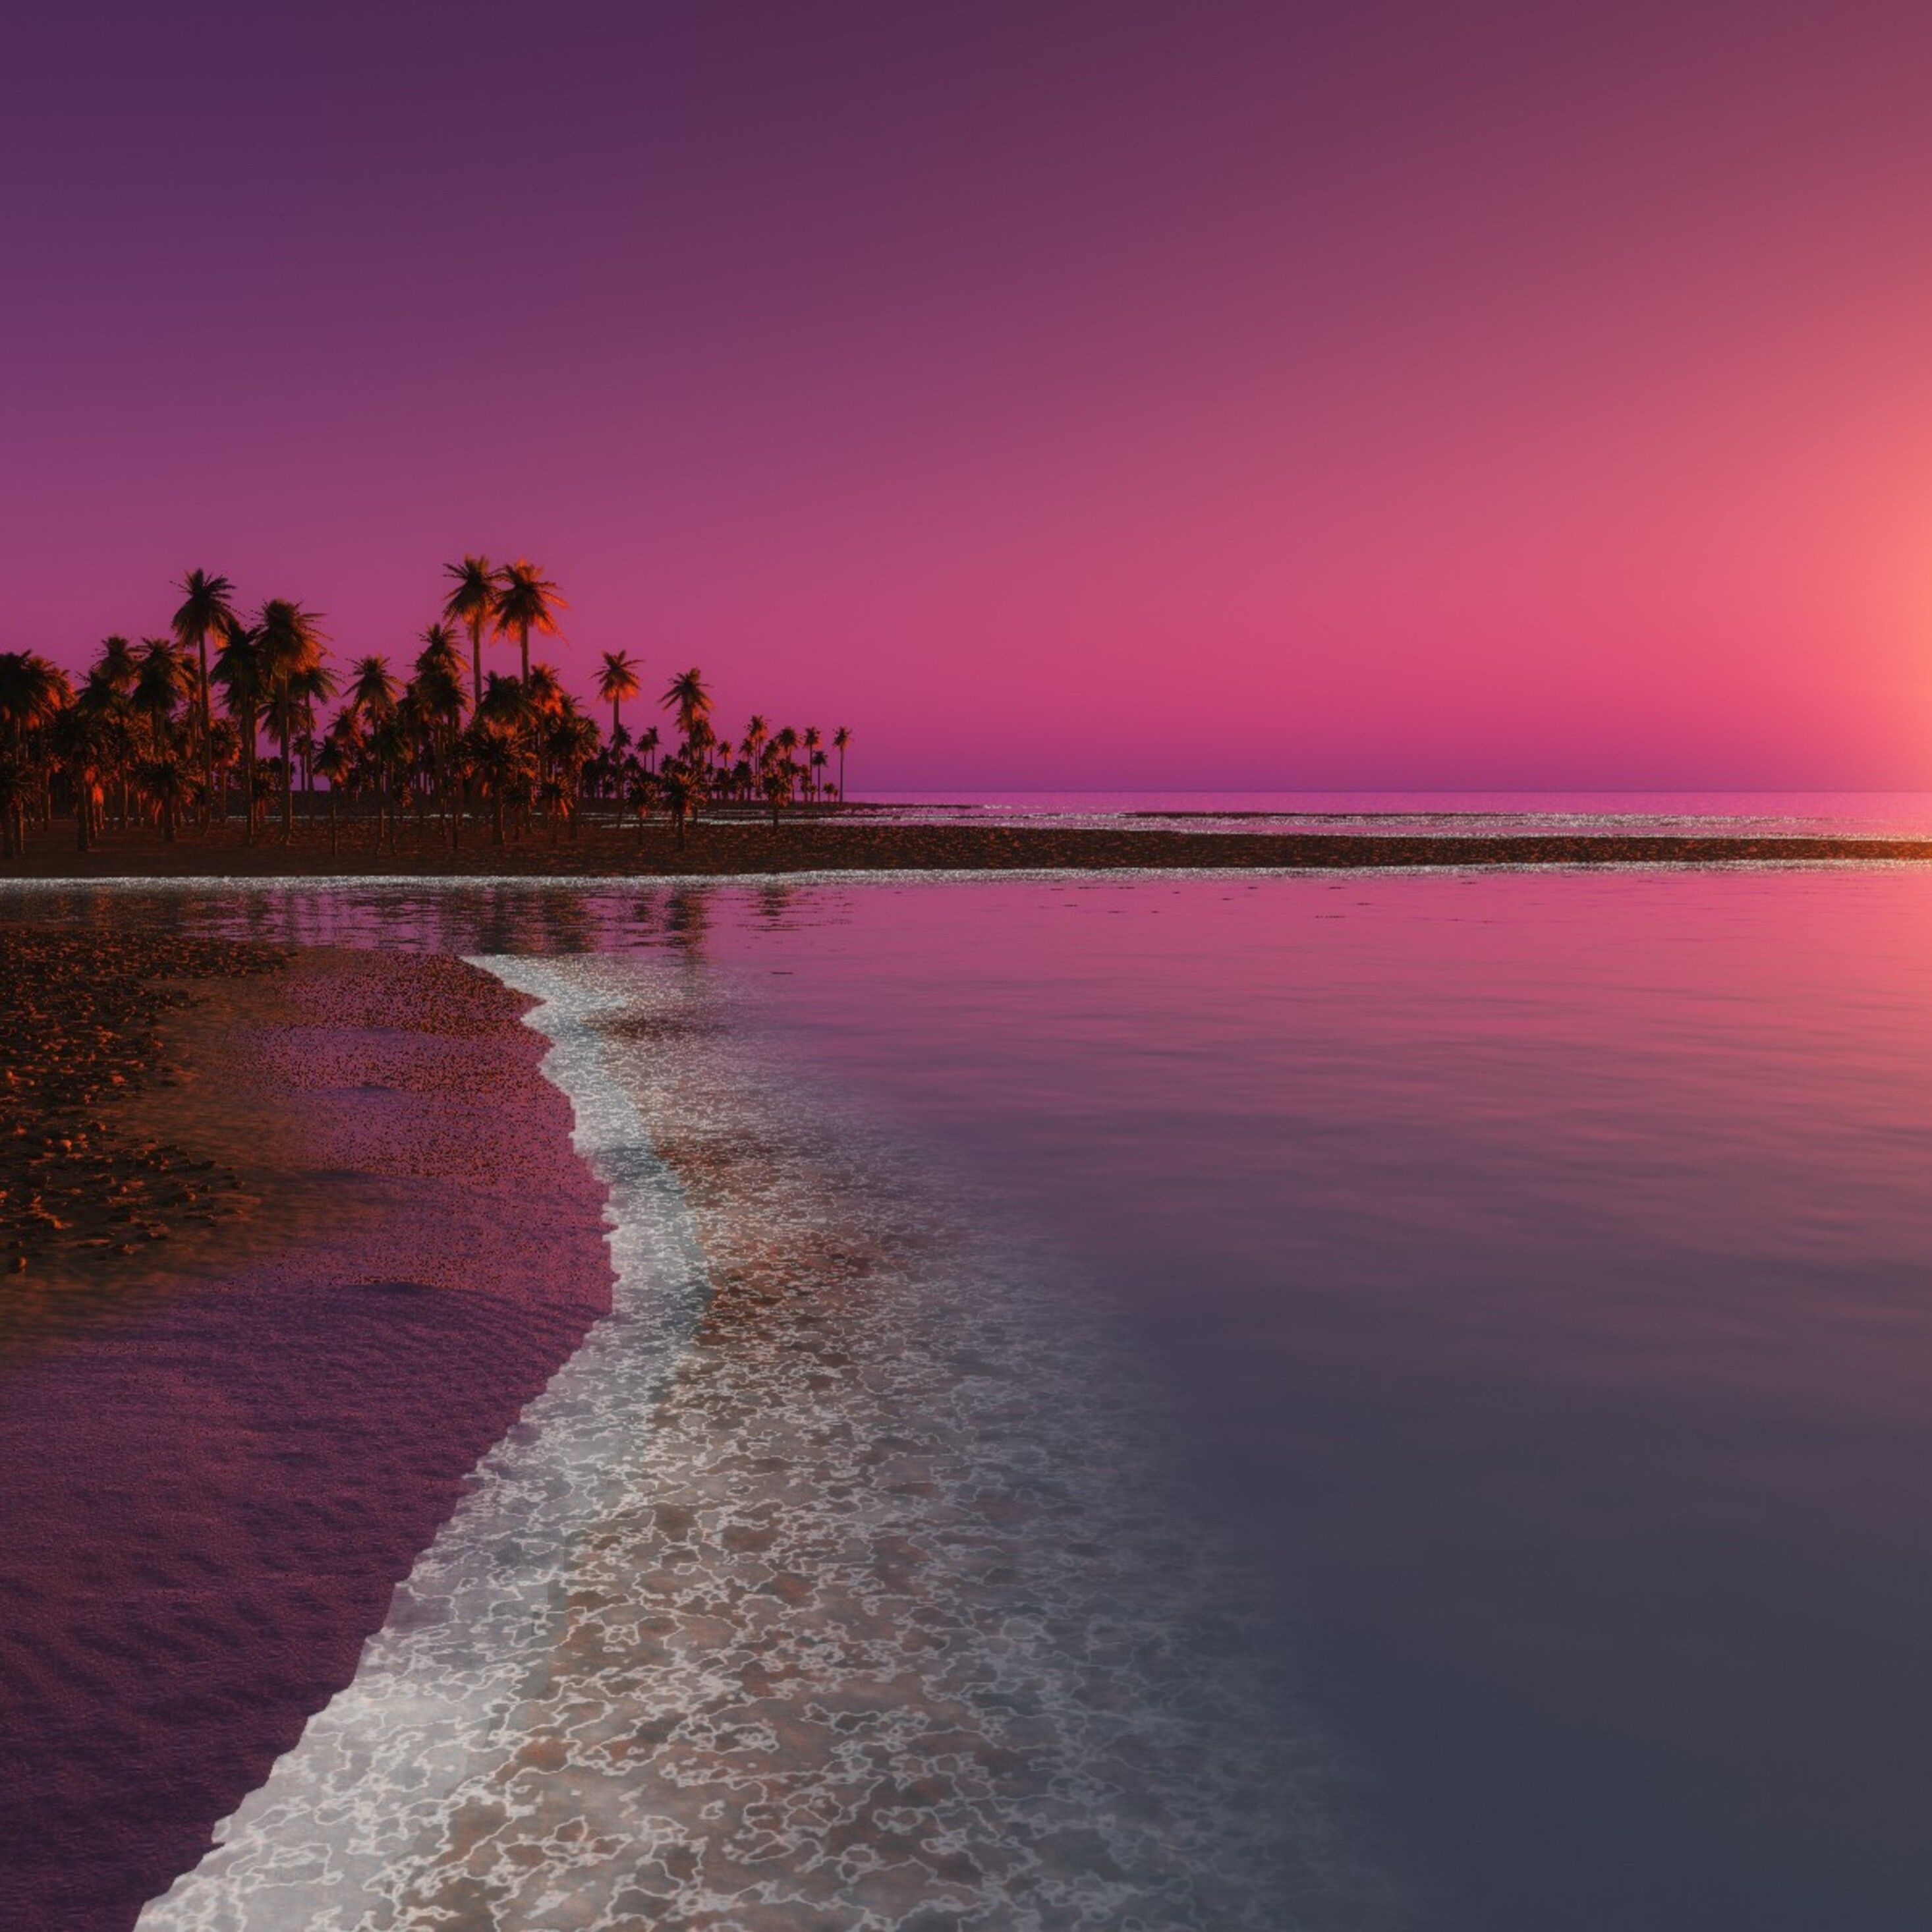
[0,938,615,1931]
[6,819,1932,881]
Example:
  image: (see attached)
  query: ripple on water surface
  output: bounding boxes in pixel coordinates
[142,953,1402,1931]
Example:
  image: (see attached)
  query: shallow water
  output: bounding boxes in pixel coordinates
[16,867,1932,1926]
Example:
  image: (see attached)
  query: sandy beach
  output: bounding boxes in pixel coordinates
[4,817,1932,880]
[0,932,613,1931]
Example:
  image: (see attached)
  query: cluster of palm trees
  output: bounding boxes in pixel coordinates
[0,559,853,859]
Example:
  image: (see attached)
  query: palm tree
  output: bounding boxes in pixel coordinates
[55,690,120,853]
[658,759,702,849]
[254,600,331,839]
[638,724,660,775]
[136,751,190,843]
[663,668,712,741]
[338,657,395,848]
[0,760,32,863]
[171,569,237,822]
[441,556,500,716]
[345,654,399,725]
[409,630,467,851]
[416,621,466,691]
[366,713,406,853]
[475,669,530,736]
[761,764,791,830]
[132,639,191,756]
[524,661,566,724]
[493,559,566,685]
[93,635,139,696]
[834,725,851,804]
[312,727,353,859]
[467,722,534,847]
[0,653,70,857]
[213,625,268,840]
[598,650,641,739]
[544,710,599,839]
[204,716,240,824]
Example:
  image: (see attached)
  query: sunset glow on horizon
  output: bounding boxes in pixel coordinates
[9,2,1932,789]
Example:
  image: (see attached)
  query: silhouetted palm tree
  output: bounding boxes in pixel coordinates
[171,569,237,820]
[476,669,530,735]
[416,621,466,691]
[312,727,353,858]
[346,654,399,725]
[658,759,702,849]
[834,725,851,803]
[545,709,599,839]
[53,691,116,852]
[212,625,268,840]
[409,627,468,850]
[598,650,641,739]
[441,556,500,716]
[467,722,534,847]
[254,600,331,839]
[762,764,791,829]
[136,751,190,843]
[94,635,139,697]
[0,653,70,857]
[663,668,712,741]
[494,559,566,686]
[132,639,192,755]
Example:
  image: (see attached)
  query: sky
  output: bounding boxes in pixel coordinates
[7,1,1932,790]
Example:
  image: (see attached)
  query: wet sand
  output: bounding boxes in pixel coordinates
[4,816,1931,879]
[0,936,613,1930]
[0,929,284,1281]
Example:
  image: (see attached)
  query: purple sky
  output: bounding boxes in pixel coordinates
[9,3,1932,789]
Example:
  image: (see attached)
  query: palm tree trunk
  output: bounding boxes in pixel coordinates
[281,724,295,839]
[198,641,213,830]
[470,621,483,720]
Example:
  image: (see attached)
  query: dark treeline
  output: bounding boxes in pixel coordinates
[0,560,853,859]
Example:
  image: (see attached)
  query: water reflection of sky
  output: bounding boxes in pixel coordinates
[24,868,1932,1928]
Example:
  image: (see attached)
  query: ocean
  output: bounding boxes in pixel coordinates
[15,843,1932,1926]
[862,787,1932,838]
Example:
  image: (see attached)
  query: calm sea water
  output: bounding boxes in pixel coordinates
[865,787,1932,837]
[17,863,1932,1926]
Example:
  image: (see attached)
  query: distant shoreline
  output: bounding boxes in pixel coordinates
[5,817,1932,879]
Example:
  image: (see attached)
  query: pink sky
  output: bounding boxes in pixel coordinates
[7,3,1932,789]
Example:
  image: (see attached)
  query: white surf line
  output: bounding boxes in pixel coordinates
[138,957,710,1932]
